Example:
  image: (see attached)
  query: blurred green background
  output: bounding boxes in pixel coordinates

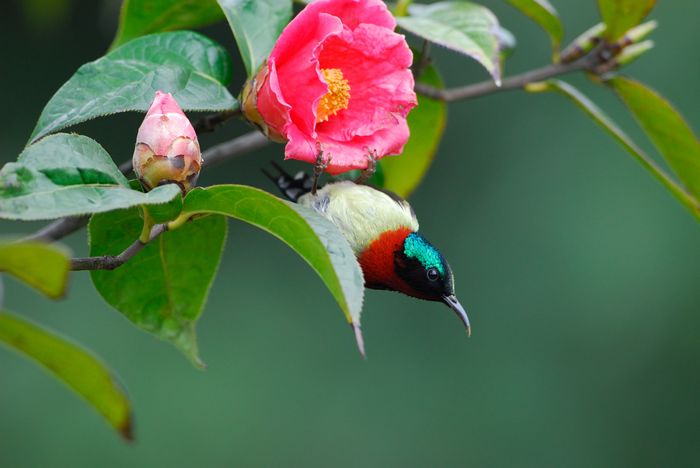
[2,1,700,466]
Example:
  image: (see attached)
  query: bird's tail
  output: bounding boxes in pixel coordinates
[263,162,313,202]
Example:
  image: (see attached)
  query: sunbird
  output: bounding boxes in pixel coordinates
[266,163,470,343]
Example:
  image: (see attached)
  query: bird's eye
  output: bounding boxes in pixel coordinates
[427,267,440,281]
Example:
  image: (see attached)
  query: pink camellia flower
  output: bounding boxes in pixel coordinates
[132,91,202,192]
[242,0,417,175]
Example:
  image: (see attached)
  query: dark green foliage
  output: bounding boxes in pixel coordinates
[506,0,563,59]
[0,134,181,220]
[0,311,132,439]
[179,185,364,326]
[610,76,700,202]
[0,241,70,298]
[218,0,293,76]
[89,208,227,366]
[396,2,502,82]
[30,32,237,143]
[379,64,446,198]
[111,0,225,49]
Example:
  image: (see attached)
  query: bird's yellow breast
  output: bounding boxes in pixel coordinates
[298,181,419,254]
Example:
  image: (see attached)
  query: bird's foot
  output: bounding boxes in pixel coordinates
[354,150,378,185]
[263,161,313,202]
[311,146,331,195]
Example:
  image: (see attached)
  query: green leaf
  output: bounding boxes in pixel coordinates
[177,185,364,326]
[89,208,227,366]
[598,0,656,41]
[144,193,184,224]
[0,241,70,299]
[217,0,292,77]
[397,1,501,83]
[21,133,129,186]
[0,134,181,221]
[29,31,237,143]
[111,0,225,49]
[526,79,699,219]
[496,25,517,57]
[609,76,700,202]
[0,310,132,439]
[379,64,446,198]
[505,0,563,59]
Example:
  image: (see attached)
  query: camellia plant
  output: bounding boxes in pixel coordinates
[1,0,699,440]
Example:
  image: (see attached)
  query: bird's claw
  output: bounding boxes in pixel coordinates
[311,146,331,195]
[354,150,378,185]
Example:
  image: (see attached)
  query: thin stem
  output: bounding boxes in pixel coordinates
[192,109,242,133]
[412,40,431,80]
[23,216,90,243]
[415,48,604,102]
[138,209,155,243]
[202,131,270,168]
[70,224,167,271]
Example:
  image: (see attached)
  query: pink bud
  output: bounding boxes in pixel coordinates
[133,91,202,192]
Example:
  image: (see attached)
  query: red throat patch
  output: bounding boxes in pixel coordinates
[358,227,413,293]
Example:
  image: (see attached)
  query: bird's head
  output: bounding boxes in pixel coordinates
[359,229,470,335]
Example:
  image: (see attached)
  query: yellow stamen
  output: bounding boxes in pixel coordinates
[316,68,350,123]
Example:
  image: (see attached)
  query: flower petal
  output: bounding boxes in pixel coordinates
[256,60,292,138]
[264,12,343,140]
[320,115,411,175]
[317,23,416,140]
[300,0,396,30]
[284,125,320,164]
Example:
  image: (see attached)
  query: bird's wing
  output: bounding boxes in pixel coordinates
[373,185,418,227]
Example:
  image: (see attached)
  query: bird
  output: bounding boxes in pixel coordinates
[265,162,470,346]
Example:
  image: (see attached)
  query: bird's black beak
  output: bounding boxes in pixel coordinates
[442,294,471,337]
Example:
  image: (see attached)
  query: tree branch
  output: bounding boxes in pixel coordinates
[23,216,90,243]
[70,224,167,271]
[415,48,605,102]
[412,39,432,80]
[24,131,271,244]
[203,131,270,168]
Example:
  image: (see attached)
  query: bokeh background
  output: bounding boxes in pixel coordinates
[2,1,700,466]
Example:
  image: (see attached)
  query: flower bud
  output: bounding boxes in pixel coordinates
[133,91,202,193]
[561,23,606,63]
[241,62,287,144]
[616,39,655,67]
[619,20,657,48]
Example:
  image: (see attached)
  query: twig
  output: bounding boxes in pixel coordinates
[203,131,270,168]
[70,224,167,271]
[193,109,242,133]
[412,40,431,80]
[415,47,605,102]
[23,216,90,243]
[24,131,271,244]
